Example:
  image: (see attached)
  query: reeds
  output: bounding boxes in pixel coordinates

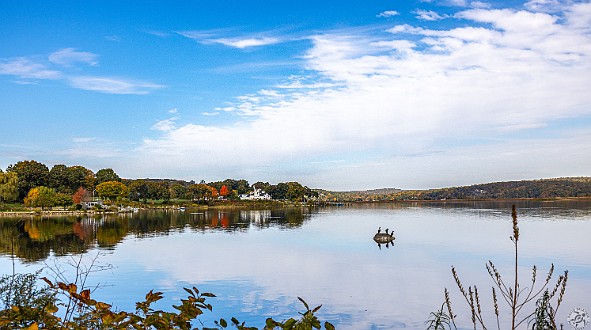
[430,205,568,330]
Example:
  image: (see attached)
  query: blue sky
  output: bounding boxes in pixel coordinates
[1,0,590,190]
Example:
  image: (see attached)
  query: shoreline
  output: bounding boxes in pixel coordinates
[1,196,590,217]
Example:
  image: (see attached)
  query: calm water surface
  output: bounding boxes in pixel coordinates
[1,200,590,329]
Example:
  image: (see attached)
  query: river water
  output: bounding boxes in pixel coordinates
[1,200,590,329]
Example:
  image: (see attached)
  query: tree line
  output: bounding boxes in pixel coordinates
[0,160,318,209]
[389,177,591,201]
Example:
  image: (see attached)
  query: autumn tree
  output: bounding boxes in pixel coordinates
[188,184,217,202]
[72,187,91,205]
[0,170,19,203]
[96,181,128,201]
[24,186,56,210]
[7,160,49,200]
[210,186,219,199]
[219,185,229,198]
[209,179,250,195]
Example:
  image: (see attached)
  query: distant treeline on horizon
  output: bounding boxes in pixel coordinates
[319,177,591,202]
[1,160,590,203]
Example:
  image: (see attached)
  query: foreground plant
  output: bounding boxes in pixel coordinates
[0,271,334,329]
[432,205,568,330]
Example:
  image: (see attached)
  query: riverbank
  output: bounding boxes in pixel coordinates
[2,196,590,218]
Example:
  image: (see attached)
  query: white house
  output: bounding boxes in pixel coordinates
[81,197,104,210]
[239,188,272,200]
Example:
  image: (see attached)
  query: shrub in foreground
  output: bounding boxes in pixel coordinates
[0,272,334,330]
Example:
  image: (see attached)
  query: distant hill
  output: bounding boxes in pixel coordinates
[393,177,591,201]
[315,188,402,202]
[317,177,591,202]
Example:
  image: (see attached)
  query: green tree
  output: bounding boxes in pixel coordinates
[269,182,289,200]
[54,192,73,210]
[126,180,171,202]
[128,180,149,202]
[170,183,187,200]
[23,186,56,210]
[146,181,170,201]
[0,170,19,203]
[253,181,270,192]
[66,166,94,192]
[7,160,49,200]
[95,168,121,185]
[96,181,128,201]
[286,182,307,201]
[48,164,70,193]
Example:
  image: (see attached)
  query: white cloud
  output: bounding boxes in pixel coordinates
[177,29,227,40]
[377,10,400,18]
[151,117,178,131]
[386,24,426,34]
[565,2,591,29]
[209,37,280,49]
[415,9,448,20]
[179,30,284,49]
[126,3,591,188]
[524,0,565,13]
[48,48,98,67]
[470,1,491,9]
[448,0,468,6]
[68,76,164,94]
[72,137,97,143]
[1,50,163,95]
[104,35,121,42]
[0,57,61,80]
[63,138,123,160]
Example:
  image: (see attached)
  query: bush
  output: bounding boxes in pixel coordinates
[0,273,335,329]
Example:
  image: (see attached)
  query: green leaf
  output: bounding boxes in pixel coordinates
[266,317,278,327]
[220,318,228,327]
[283,318,296,329]
[324,321,335,330]
[312,318,321,329]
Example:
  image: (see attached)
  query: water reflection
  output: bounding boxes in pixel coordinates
[1,201,590,329]
[2,200,590,263]
[0,208,316,262]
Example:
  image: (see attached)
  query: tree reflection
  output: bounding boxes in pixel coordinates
[0,207,316,262]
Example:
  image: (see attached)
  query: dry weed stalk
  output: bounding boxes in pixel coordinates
[435,205,568,330]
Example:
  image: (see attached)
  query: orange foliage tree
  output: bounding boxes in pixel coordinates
[219,185,229,197]
[72,187,90,205]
